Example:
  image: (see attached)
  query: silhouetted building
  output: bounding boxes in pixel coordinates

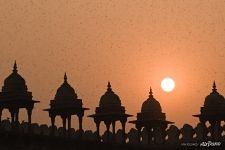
[193,81,225,140]
[129,87,173,144]
[44,73,88,136]
[88,82,132,143]
[0,61,39,129]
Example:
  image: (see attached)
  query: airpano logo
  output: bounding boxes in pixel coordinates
[200,141,221,147]
[181,141,222,147]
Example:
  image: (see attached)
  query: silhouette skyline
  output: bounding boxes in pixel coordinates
[1,0,225,134]
[0,62,225,130]
[0,62,225,149]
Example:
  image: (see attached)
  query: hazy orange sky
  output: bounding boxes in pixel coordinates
[0,0,225,131]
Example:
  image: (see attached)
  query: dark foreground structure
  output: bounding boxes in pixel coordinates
[0,63,225,149]
[0,129,224,150]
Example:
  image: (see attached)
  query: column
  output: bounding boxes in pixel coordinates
[0,108,3,123]
[147,128,152,144]
[15,109,19,123]
[214,120,221,141]
[9,109,15,123]
[121,121,126,144]
[27,108,32,125]
[50,116,56,136]
[27,108,32,133]
[112,121,116,141]
[67,116,71,137]
[161,124,168,144]
[105,121,111,143]
[62,117,67,136]
[78,115,83,131]
[95,119,101,142]
[136,125,142,144]
[199,117,207,140]
[209,120,216,141]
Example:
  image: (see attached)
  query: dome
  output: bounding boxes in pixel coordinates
[99,82,121,107]
[2,62,27,92]
[141,88,162,113]
[54,73,78,101]
[204,82,225,107]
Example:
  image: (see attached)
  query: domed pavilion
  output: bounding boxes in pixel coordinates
[44,73,88,136]
[193,81,225,140]
[88,82,132,143]
[129,87,173,144]
[0,62,39,128]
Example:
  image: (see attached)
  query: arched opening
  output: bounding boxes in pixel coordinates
[207,132,211,137]
[54,115,62,128]
[179,134,183,140]
[99,121,105,136]
[1,108,10,121]
[193,133,197,138]
[205,121,210,128]
[165,135,169,141]
[18,108,29,123]
[70,115,78,131]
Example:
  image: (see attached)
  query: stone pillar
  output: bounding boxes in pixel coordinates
[0,108,3,123]
[27,108,32,133]
[95,119,101,141]
[112,121,116,141]
[105,121,111,143]
[147,128,152,145]
[10,109,15,124]
[78,115,83,131]
[27,108,32,124]
[214,120,221,141]
[10,110,15,130]
[121,120,126,143]
[15,109,19,123]
[210,120,222,141]
[161,124,168,144]
[136,125,142,144]
[209,120,216,141]
[67,116,71,137]
[199,118,207,140]
[50,116,56,136]
[62,117,67,136]
[77,113,84,138]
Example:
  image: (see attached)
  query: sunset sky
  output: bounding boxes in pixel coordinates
[0,0,225,131]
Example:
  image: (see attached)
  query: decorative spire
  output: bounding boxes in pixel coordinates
[107,81,112,91]
[212,81,217,93]
[149,87,153,98]
[64,72,67,83]
[13,60,18,73]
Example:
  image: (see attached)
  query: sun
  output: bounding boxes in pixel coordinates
[161,77,175,92]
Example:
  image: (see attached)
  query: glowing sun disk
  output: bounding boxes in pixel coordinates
[161,77,175,92]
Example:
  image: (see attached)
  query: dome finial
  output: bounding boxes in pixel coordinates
[107,81,112,91]
[13,60,18,73]
[64,72,67,83]
[212,81,217,92]
[149,87,153,98]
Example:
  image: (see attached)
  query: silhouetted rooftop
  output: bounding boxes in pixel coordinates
[141,87,162,113]
[99,82,121,108]
[193,82,225,120]
[130,87,173,126]
[2,61,28,93]
[204,81,225,107]
[54,73,78,102]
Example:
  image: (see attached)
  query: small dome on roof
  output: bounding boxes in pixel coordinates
[54,73,78,101]
[141,87,162,113]
[204,82,225,107]
[99,82,121,107]
[2,61,27,92]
